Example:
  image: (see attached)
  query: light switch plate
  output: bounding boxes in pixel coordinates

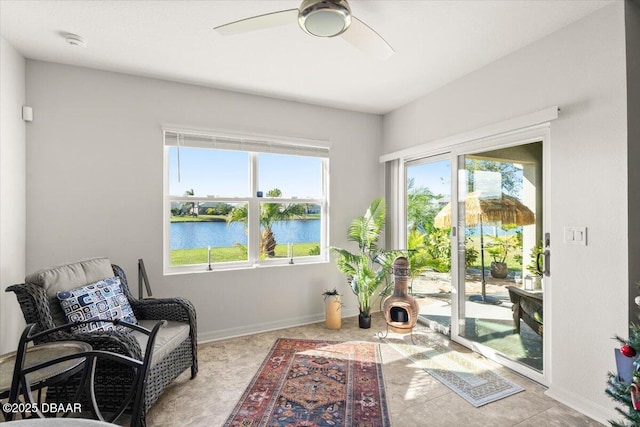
[22,106,33,122]
[564,226,587,245]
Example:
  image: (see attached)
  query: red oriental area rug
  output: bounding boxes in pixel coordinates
[223,338,390,427]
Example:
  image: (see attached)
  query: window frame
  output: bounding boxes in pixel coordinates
[163,128,330,275]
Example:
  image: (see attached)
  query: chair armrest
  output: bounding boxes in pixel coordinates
[44,328,144,360]
[130,297,198,377]
[6,283,57,332]
[131,297,196,326]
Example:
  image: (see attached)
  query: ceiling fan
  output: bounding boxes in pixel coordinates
[213,0,394,60]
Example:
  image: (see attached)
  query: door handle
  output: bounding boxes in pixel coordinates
[536,250,551,277]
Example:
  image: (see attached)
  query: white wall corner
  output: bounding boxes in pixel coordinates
[545,385,618,425]
[0,36,27,353]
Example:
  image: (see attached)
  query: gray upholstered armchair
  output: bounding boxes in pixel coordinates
[5,257,197,418]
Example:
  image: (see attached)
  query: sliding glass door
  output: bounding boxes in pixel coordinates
[404,138,547,379]
[455,141,544,373]
[405,156,452,335]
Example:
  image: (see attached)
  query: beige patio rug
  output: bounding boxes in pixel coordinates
[384,329,524,407]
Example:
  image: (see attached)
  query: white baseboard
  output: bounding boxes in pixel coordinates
[545,385,617,425]
[198,308,360,343]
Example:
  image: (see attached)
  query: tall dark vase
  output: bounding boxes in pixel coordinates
[359,314,371,329]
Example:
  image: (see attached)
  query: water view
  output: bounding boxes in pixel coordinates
[170,219,320,249]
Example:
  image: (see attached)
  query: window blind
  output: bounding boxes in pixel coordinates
[164,129,330,158]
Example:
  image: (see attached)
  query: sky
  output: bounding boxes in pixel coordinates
[407,159,451,198]
[406,159,524,199]
[169,147,323,199]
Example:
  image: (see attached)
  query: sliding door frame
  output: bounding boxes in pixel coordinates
[404,153,457,335]
[392,121,552,386]
[448,124,551,386]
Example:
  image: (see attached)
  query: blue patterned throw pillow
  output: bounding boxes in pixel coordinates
[57,277,138,333]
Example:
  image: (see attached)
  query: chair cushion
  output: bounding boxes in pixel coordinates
[26,257,115,326]
[132,320,190,367]
[57,277,138,333]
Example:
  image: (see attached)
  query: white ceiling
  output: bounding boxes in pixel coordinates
[0,0,612,115]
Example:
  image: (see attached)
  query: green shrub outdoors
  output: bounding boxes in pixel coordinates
[465,236,522,271]
[485,234,520,264]
[425,228,451,272]
[417,229,479,273]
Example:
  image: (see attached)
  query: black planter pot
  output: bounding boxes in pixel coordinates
[490,261,509,279]
[359,314,372,329]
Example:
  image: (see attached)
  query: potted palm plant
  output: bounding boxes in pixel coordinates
[331,198,396,329]
[486,234,519,279]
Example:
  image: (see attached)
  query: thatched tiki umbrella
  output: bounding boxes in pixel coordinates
[434,191,535,303]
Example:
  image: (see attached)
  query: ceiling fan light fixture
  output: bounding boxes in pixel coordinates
[298,0,351,38]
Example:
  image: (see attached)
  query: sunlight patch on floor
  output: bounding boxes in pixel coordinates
[403,369,434,400]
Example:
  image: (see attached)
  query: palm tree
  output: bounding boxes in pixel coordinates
[406,228,431,285]
[227,188,306,258]
[406,177,443,233]
[332,198,401,322]
[180,188,197,216]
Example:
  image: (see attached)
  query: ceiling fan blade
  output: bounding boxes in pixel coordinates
[214,9,298,36]
[341,16,394,60]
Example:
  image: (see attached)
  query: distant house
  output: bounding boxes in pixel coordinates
[305,204,321,214]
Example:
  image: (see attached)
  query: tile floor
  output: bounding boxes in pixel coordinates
[146,313,603,426]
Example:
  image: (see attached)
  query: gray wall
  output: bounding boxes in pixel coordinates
[0,36,27,353]
[626,0,640,323]
[383,2,627,423]
[24,61,384,342]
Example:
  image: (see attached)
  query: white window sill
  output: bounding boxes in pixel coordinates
[164,257,330,276]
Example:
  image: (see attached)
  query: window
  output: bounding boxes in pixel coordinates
[164,129,329,273]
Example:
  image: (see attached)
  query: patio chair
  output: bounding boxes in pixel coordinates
[6,320,165,426]
[5,257,198,417]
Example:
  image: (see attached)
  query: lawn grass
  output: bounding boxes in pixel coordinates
[170,215,227,223]
[170,214,320,223]
[170,242,319,265]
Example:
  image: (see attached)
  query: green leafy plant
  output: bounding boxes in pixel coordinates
[464,238,479,267]
[486,235,519,264]
[406,228,479,274]
[526,242,544,277]
[331,198,399,319]
[406,229,431,282]
[425,228,451,272]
